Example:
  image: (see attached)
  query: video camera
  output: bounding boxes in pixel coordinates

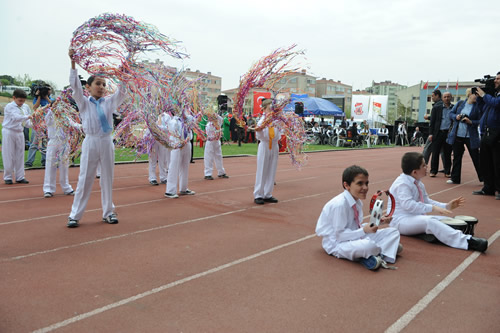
[31,83,51,98]
[472,75,496,96]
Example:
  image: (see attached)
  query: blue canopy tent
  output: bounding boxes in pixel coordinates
[284,95,344,117]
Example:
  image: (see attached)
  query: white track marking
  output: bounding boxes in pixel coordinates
[32,234,317,333]
[385,230,500,333]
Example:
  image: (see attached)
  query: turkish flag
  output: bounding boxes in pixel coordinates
[253,91,272,116]
[423,81,428,90]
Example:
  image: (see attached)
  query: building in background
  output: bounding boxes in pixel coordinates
[222,70,317,115]
[315,78,352,114]
[366,80,406,121]
[182,69,222,106]
[396,81,475,122]
[139,60,222,106]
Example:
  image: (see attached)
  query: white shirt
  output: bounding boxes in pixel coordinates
[316,190,366,253]
[377,128,388,136]
[2,101,31,131]
[255,115,282,143]
[206,115,222,141]
[388,173,446,222]
[45,109,81,141]
[397,124,406,135]
[70,69,126,136]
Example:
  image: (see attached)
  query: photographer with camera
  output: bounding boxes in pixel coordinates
[473,72,500,200]
[25,85,53,167]
[445,88,481,185]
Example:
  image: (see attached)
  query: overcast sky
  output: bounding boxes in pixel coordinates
[1,0,499,92]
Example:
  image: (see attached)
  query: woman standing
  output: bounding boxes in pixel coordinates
[446,89,482,184]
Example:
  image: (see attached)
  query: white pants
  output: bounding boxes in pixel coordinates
[253,141,279,199]
[69,135,115,220]
[204,140,225,177]
[43,139,73,194]
[166,142,191,194]
[148,141,169,182]
[329,227,400,264]
[391,215,469,249]
[2,128,26,181]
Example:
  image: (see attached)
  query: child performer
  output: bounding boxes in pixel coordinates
[253,99,281,204]
[66,49,127,228]
[165,115,195,198]
[204,113,229,180]
[2,89,32,184]
[42,108,80,197]
[316,165,401,270]
[388,152,488,252]
[147,131,170,186]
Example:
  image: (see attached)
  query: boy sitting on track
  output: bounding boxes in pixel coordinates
[316,165,401,270]
[388,152,488,252]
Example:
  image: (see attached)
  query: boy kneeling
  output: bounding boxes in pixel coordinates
[316,165,401,270]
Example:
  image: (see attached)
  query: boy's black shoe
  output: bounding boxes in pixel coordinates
[4,180,13,185]
[103,213,119,224]
[254,198,265,205]
[467,237,488,252]
[150,180,159,186]
[16,179,29,184]
[218,174,229,179]
[24,163,32,168]
[204,176,214,180]
[263,196,278,203]
[67,218,79,228]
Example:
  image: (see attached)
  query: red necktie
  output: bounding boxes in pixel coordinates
[414,180,424,202]
[352,204,360,227]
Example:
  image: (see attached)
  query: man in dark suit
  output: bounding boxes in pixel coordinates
[410,126,423,146]
[429,90,453,177]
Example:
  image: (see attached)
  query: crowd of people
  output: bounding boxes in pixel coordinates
[1,58,498,270]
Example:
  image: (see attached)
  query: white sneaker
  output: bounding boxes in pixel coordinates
[44,192,53,198]
[164,192,179,199]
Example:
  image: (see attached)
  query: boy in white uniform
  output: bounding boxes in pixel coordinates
[165,115,195,198]
[147,131,170,185]
[43,109,79,197]
[316,165,401,270]
[253,99,281,204]
[204,114,228,180]
[67,49,127,228]
[2,89,32,184]
[388,152,488,252]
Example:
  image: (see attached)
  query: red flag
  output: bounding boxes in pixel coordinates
[455,80,459,91]
[422,81,428,90]
[253,91,271,116]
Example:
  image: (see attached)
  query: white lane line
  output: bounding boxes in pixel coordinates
[385,230,500,333]
[0,176,320,226]
[32,234,317,333]
[4,191,331,262]
[4,178,393,261]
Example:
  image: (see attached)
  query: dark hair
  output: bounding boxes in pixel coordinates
[401,152,424,175]
[342,165,368,188]
[13,89,27,99]
[432,89,442,98]
[87,76,96,86]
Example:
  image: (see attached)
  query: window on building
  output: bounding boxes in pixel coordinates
[290,78,297,83]
[427,97,431,102]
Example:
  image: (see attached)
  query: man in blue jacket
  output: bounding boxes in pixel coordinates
[474,72,500,200]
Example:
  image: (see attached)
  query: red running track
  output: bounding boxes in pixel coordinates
[0,146,499,332]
